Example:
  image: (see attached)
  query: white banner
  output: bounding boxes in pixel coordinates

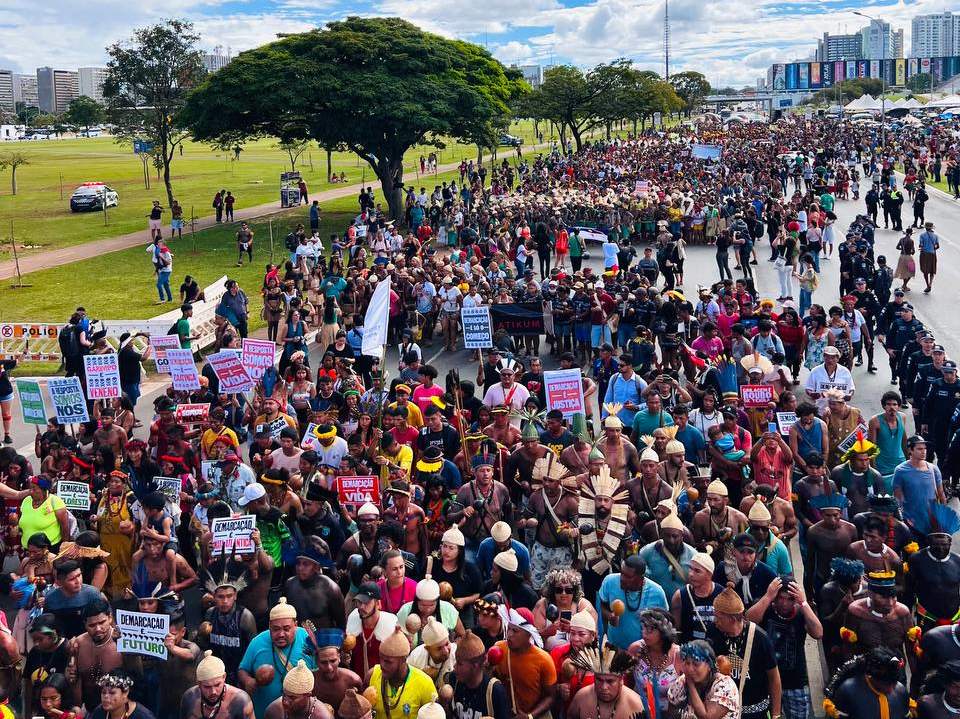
[361,275,392,357]
[210,515,256,556]
[47,377,90,424]
[150,334,181,374]
[57,480,90,511]
[116,610,169,659]
[461,306,493,349]
[543,368,586,419]
[165,349,201,391]
[83,353,121,400]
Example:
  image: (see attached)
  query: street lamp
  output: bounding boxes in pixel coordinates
[853,10,888,149]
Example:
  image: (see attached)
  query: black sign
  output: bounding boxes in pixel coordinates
[490,302,545,336]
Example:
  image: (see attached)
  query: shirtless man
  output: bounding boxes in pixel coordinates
[265,660,333,719]
[131,535,197,595]
[283,542,346,629]
[843,570,916,670]
[566,649,646,719]
[846,515,902,576]
[337,503,381,577]
[626,447,672,530]
[658,437,697,487]
[312,640,363,712]
[447,450,513,559]
[690,480,747,559]
[524,462,579,590]
[804,495,858,598]
[595,416,641,483]
[739,484,797,543]
[236,528,275,629]
[483,407,521,448]
[180,651,255,719]
[93,409,128,458]
[382,482,428,555]
[67,599,131,712]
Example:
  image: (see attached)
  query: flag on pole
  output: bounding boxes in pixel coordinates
[361,275,392,357]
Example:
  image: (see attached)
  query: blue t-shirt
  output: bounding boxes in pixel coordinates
[309,205,320,223]
[675,425,707,465]
[598,574,668,650]
[892,461,942,527]
[45,584,104,639]
[602,242,619,269]
[238,628,316,718]
[476,538,530,580]
[919,231,938,254]
[321,276,347,300]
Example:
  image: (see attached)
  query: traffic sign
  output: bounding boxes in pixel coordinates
[133,140,154,154]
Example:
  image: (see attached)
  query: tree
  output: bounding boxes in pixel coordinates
[182,17,520,219]
[277,139,310,173]
[30,113,58,128]
[0,153,29,195]
[103,19,204,208]
[15,103,39,125]
[908,73,932,93]
[670,71,711,116]
[65,96,105,135]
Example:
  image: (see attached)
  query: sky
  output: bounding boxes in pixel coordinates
[0,0,947,87]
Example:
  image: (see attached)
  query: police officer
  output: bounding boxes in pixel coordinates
[876,288,907,339]
[897,326,930,394]
[910,338,942,426]
[883,303,923,387]
[851,277,881,374]
[923,360,960,464]
[872,256,894,309]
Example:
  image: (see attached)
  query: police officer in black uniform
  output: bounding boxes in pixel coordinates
[922,360,960,465]
[851,277,881,373]
[883,303,924,387]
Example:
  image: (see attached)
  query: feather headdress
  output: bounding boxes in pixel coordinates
[569,638,638,676]
[204,565,249,595]
[531,453,578,491]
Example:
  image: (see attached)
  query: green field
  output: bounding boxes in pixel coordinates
[0,121,546,258]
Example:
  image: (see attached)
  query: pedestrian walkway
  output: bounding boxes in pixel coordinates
[0,150,539,281]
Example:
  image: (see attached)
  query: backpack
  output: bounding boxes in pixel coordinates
[284,232,300,253]
[58,324,81,358]
[167,319,180,335]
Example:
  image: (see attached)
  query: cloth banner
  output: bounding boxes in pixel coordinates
[490,302,545,336]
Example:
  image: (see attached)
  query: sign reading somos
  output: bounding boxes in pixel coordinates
[116,609,169,659]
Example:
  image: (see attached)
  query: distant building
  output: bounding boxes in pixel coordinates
[13,74,38,108]
[78,67,108,103]
[0,70,13,113]
[912,12,960,57]
[202,52,232,74]
[816,32,863,62]
[519,64,543,89]
[861,19,903,60]
[36,67,78,114]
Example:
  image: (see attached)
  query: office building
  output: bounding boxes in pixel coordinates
[519,64,543,89]
[861,19,903,60]
[202,52,232,74]
[0,70,13,112]
[36,67,78,114]
[13,74,38,108]
[78,67,108,103]
[912,12,960,57]
[816,32,863,62]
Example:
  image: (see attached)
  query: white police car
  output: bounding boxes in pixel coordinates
[70,182,119,212]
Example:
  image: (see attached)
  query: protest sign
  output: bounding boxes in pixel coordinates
[47,377,89,424]
[461,306,493,349]
[166,349,201,391]
[175,403,210,425]
[210,515,256,556]
[201,461,217,483]
[543,369,586,418]
[692,143,723,160]
[116,610,169,659]
[154,477,182,504]
[490,302,545,336]
[776,412,797,437]
[257,417,292,440]
[15,380,46,425]
[740,384,774,408]
[837,420,870,456]
[241,339,276,380]
[83,354,121,400]
[207,351,254,393]
[56,480,90,511]
[150,334,181,374]
[337,476,380,506]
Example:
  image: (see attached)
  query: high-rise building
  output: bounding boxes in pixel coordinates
[912,12,960,57]
[36,67,79,114]
[816,32,863,61]
[78,67,108,103]
[860,19,903,60]
[0,70,14,113]
[519,64,543,89]
[202,52,232,74]
[13,74,38,108]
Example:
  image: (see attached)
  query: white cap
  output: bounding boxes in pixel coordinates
[416,578,440,601]
[640,448,660,463]
[706,480,728,497]
[494,549,519,573]
[237,483,266,507]
[491,521,511,543]
[358,502,380,518]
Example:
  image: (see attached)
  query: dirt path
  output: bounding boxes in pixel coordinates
[0,150,532,280]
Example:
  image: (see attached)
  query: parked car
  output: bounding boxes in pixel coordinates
[498,133,522,147]
[70,182,119,212]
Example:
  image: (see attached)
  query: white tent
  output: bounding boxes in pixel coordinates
[845,95,872,110]
[885,98,905,109]
[927,94,960,108]
[900,98,923,109]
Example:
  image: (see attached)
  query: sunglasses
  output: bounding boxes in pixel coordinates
[555,586,574,594]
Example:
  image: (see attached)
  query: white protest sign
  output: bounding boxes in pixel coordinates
[776,411,797,437]
[543,368,586,419]
[207,351,254,392]
[154,477,181,504]
[837,420,870,455]
[47,377,90,424]
[210,515,256,556]
[241,339,276,381]
[116,610,169,659]
[57,480,90,511]
[150,334,181,374]
[461,306,493,349]
[165,349,201,391]
[83,353,121,400]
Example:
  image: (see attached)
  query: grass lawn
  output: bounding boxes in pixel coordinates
[0,120,548,259]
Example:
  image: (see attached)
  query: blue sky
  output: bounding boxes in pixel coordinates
[0,0,936,87]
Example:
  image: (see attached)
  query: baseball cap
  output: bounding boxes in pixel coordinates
[355,582,381,602]
[823,346,840,356]
[237,483,266,507]
[943,361,958,372]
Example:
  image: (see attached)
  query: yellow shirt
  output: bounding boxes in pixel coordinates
[380,444,414,484]
[369,664,437,719]
[19,494,67,547]
[200,427,239,458]
[389,401,423,429]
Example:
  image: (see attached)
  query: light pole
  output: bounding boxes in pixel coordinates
[853,10,888,149]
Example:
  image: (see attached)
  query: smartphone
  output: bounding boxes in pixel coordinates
[561,610,572,621]
[768,422,778,434]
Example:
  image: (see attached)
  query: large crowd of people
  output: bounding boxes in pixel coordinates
[2,111,960,719]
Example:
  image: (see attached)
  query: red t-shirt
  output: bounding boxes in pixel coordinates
[549,644,594,712]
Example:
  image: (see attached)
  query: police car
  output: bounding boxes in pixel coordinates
[70,182,119,212]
